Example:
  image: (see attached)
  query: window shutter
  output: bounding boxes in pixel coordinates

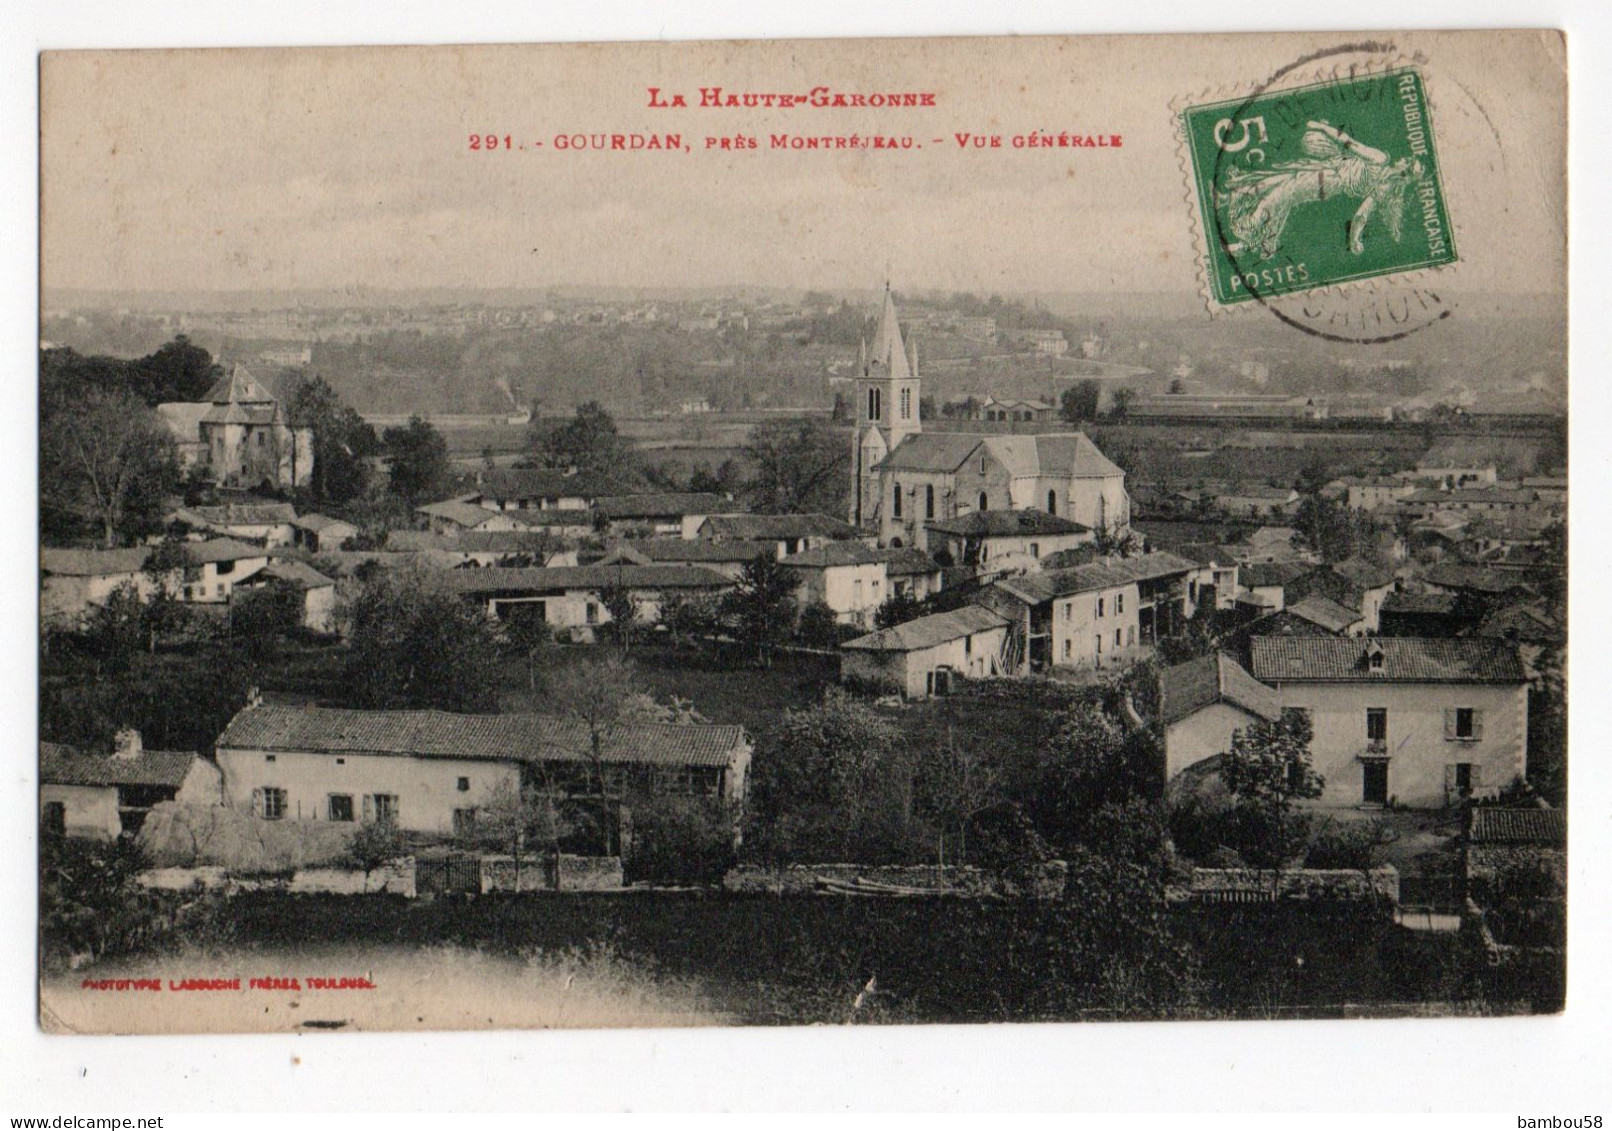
[1472,710,1485,741]
[252,788,264,818]
[1443,708,1456,740]
[1470,764,1483,790]
[362,795,374,823]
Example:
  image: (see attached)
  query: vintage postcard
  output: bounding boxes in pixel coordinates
[37,30,1566,1036]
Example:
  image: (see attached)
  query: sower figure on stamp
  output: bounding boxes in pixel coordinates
[1219,119,1424,260]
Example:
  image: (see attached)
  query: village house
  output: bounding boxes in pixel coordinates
[1229,525,1312,565]
[1379,592,1475,638]
[40,731,221,839]
[289,512,360,553]
[978,551,1194,673]
[883,547,945,602]
[971,396,1055,423]
[924,508,1092,579]
[850,289,1130,549]
[170,502,299,548]
[442,563,733,634]
[689,512,869,556]
[234,559,339,633]
[212,703,753,839]
[593,492,731,536]
[779,542,891,629]
[1414,454,1498,490]
[1284,557,1398,634]
[40,546,159,624]
[1159,653,1284,782]
[177,538,271,604]
[417,498,554,536]
[1171,544,1242,614]
[615,538,777,581]
[1215,484,1301,518]
[1338,476,1418,512]
[1282,594,1367,636]
[460,467,618,513]
[841,606,1011,698]
[1248,637,1529,809]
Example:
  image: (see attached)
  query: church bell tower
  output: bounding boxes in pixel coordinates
[850,284,922,527]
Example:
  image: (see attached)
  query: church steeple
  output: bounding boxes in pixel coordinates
[850,282,922,527]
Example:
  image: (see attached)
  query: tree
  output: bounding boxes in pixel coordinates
[1108,386,1135,419]
[476,776,569,891]
[873,589,924,630]
[381,416,450,504]
[1220,710,1324,867]
[283,373,378,504]
[745,688,921,864]
[134,335,221,404]
[1293,492,1359,563]
[597,578,642,650]
[346,819,405,889]
[723,552,801,666]
[916,731,1003,865]
[741,416,847,515]
[41,386,178,546]
[230,580,304,658]
[542,654,647,855]
[1059,381,1100,425]
[796,599,842,650]
[343,565,504,713]
[529,401,636,479]
[501,605,552,690]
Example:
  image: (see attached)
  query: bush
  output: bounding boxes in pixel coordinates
[624,795,736,886]
[1303,819,1382,870]
[796,599,843,650]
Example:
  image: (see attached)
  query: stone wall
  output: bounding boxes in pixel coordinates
[138,859,416,897]
[1175,866,1400,906]
[480,853,624,892]
[723,861,1067,899]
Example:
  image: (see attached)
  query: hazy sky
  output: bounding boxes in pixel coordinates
[41,31,1565,296]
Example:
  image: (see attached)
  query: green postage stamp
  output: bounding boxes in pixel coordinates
[1181,67,1457,306]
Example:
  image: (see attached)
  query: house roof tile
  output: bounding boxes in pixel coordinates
[1250,637,1526,684]
[216,704,747,769]
[41,546,151,577]
[594,493,731,520]
[39,741,196,789]
[1468,807,1566,845]
[1159,653,1283,726]
[842,606,1008,653]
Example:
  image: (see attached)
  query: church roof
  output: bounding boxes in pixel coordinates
[873,431,1124,479]
[873,433,985,473]
[985,434,1124,479]
[204,363,277,406]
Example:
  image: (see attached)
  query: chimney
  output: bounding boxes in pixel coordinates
[113,727,142,760]
[246,686,264,709]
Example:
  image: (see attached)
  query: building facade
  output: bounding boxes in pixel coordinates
[1249,637,1529,809]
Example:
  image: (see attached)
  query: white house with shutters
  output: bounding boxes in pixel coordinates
[1248,637,1529,809]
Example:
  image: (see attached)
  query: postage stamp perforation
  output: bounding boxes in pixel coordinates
[1174,48,1461,323]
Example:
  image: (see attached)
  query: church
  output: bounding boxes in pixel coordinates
[850,288,1130,552]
